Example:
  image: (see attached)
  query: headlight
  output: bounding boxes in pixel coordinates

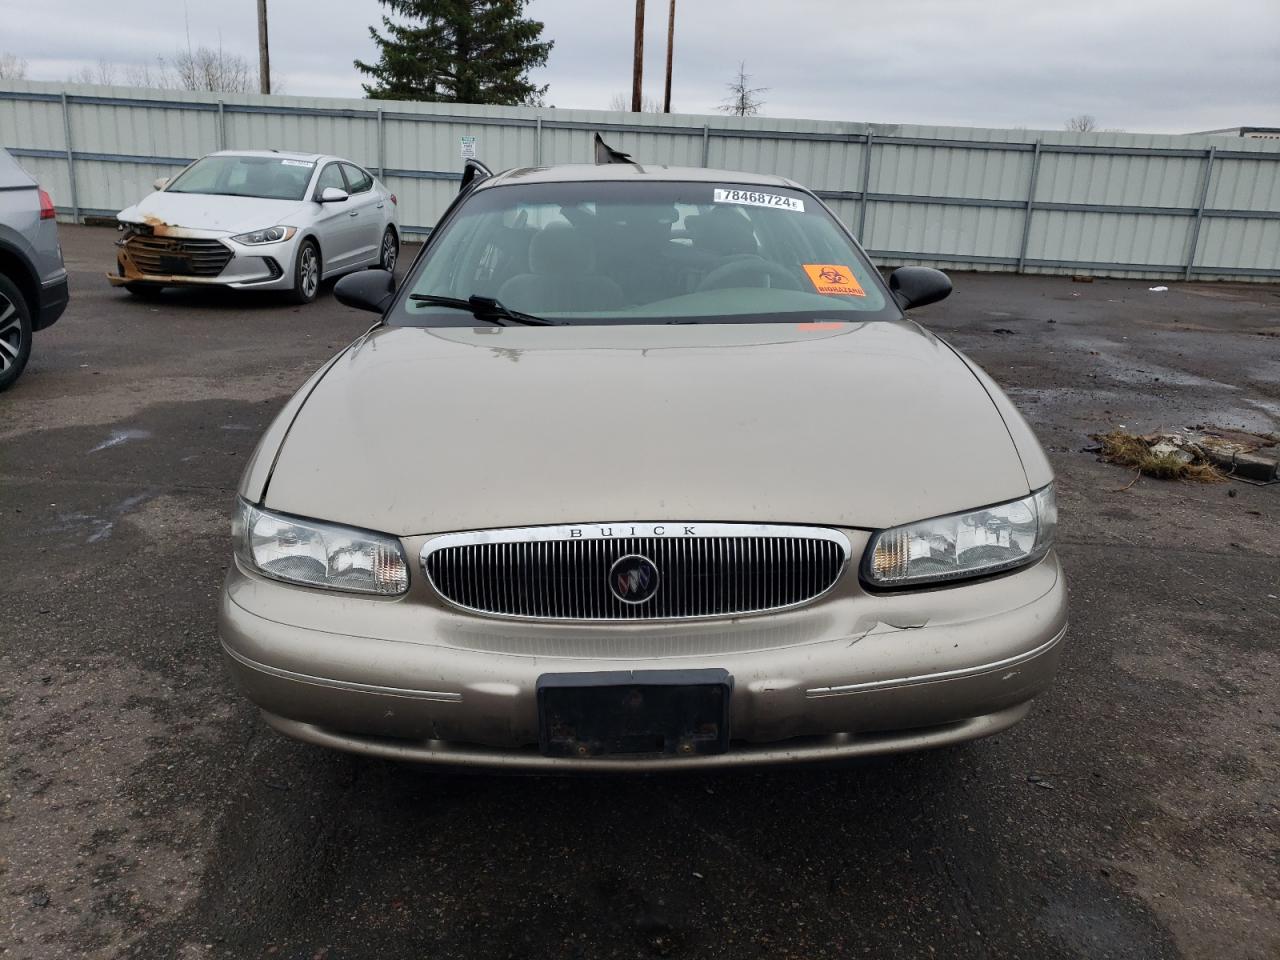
[231,225,297,245]
[232,498,409,595]
[864,484,1056,587]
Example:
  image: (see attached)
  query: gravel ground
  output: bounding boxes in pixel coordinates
[1,226,1277,960]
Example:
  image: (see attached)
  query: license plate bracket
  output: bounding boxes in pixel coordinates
[537,669,732,759]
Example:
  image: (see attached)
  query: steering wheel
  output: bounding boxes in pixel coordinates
[696,256,802,292]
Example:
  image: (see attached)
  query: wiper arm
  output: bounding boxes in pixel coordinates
[468,296,559,326]
[407,294,557,326]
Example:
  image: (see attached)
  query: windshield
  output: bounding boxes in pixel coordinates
[391,180,899,326]
[166,155,316,201]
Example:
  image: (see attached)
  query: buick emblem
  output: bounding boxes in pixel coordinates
[609,554,660,604]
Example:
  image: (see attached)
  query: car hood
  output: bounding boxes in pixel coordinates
[117,191,309,236]
[262,320,1033,535]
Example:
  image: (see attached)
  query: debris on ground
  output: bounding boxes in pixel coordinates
[1095,427,1280,483]
[1149,285,1169,292]
[1071,275,1094,283]
[1097,431,1223,482]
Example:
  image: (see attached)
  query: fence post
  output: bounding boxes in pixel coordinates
[1184,146,1216,281]
[59,92,80,223]
[377,108,385,178]
[1016,139,1042,273]
[217,100,226,150]
[856,131,874,239]
[701,125,709,167]
[535,115,542,166]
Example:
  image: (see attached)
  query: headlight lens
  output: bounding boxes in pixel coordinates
[865,484,1056,587]
[232,499,409,595]
[231,225,296,245]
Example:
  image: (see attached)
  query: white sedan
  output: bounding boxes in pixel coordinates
[109,151,400,303]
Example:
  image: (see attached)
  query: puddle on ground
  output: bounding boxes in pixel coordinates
[1006,386,1124,406]
[44,492,155,544]
[88,428,152,453]
[1243,397,1280,423]
[1085,351,1240,390]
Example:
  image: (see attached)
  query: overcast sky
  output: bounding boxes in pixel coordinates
[2,0,1277,133]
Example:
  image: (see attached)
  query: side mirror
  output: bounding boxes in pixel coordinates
[334,269,395,314]
[318,187,349,203]
[153,177,170,191]
[889,266,952,311]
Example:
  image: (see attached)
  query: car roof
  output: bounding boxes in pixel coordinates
[479,164,801,191]
[208,150,330,163]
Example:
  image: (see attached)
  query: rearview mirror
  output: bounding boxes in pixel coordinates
[334,269,395,314]
[889,266,952,311]
[153,177,170,191]
[319,186,349,203]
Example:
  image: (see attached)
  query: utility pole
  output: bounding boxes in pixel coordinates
[256,0,271,95]
[631,0,645,112]
[663,0,675,113]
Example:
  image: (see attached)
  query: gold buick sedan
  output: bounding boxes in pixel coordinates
[218,158,1066,769]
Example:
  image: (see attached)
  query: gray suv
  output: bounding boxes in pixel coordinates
[0,148,69,391]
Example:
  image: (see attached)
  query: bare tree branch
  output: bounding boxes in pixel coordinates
[0,52,28,80]
[609,91,662,112]
[68,58,118,85]
[716,62,766,117]
[167,46,254,93]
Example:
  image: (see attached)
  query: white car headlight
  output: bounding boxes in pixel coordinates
[231,225,297,245]
[232,498,409,595]
[864,484,1056,587]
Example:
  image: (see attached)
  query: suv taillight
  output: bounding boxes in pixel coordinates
[389,193,397,205]
[38,188,55,220]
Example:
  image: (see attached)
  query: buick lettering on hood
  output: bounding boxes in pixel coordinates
[219,156,1067,770]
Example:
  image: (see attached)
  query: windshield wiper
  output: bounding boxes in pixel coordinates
[407,294,557,326]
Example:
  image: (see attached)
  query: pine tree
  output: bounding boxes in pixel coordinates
[356,1,552,106]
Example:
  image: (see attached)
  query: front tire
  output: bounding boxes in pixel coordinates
[378,227,399,273]
[290,239,321,305]
[0,273,33,392]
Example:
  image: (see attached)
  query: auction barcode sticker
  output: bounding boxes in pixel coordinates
[713,188,804,212]
[281,160,313,167]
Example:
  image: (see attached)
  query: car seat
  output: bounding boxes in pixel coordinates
[496,223,625,314]
[685,206,758,258]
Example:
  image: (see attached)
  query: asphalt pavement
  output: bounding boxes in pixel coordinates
[2,226,1277,959]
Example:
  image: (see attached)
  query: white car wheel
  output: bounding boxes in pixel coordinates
[292,240,321,304]
[379,227,398,273]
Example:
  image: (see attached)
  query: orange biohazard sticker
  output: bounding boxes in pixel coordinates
[803,264,866,297]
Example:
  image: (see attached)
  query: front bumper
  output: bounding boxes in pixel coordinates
[107,232,298,291]
[218,536,1068,770]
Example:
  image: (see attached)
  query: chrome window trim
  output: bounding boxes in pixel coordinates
[419,522,852,622]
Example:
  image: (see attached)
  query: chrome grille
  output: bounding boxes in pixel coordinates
[421,523,850,620]
[123,235,233,277]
